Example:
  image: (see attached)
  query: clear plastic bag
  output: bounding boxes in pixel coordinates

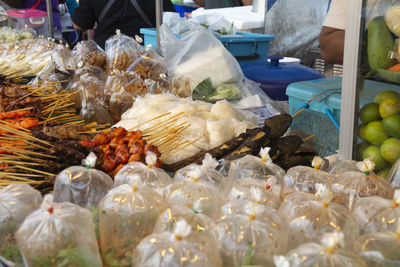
[104,69,136,96]
[51,44,76,75]
[0,184,41,244]
[275,232,366,267]
[328,159,359,177]
[279,190,317,216]
[169,75,192,98]
[227,177,281,210]
[332,159,394,209]
[105,30,140,72]
[153,202,215,235]
[126,46,167,82]
[109,87,134,122]
[53,153,114,210]
[174,153,229,193]
[99,184,167,266]
[354,223,400,266]
[160,25,243,94]
[214,204,287,266]
[114,152,171,196]
[16,195,102,267]
[72,40,106,69]
[167,180,223,219]
[228,147,285,183]
[353,190,400,231]
[279,185,360,250]
[133,218,222,267]
[282,163,334,196]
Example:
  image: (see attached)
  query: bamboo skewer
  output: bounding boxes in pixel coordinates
[302,134,317,142]
[14,165,55,176]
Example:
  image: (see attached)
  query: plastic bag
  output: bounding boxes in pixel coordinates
[51,44,76,75]
[275,232,366,267]
[104,69,136,96]
[0,184,41,244]
[282,157,335,196]
[161,25,243,94]
[227,179,281,210]
[105,30,140,72]
[174,153,229,193]
[114,152,171,196]
[353,189,400,232]
[228,147,286,183]
[109,87,134,122]
[189,14,236,36]
[214,202,288,266]
[72,40,106,69]
[167,180,222,219]
[53,152,113,210]
[389,158,400,188]
[169,75,192,97]
[99,184,167,266]
[279,190,317,216]
[332,159,394,209]
[354,222,400,266]
[153,202,215,235]
[126,46,167,82]
[328,159,359,177]
[16,195,102,267]
[133,218,222,267]
[279,185,360,250]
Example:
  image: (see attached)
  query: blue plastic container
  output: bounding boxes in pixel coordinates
[173,3,199,17]
[241,56,325,101]
[286,77,400,156]
[140,28,274,66]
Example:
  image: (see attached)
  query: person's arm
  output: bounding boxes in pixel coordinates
[193,0,205,7]
[319,26,345,64]
[242,0,252,5]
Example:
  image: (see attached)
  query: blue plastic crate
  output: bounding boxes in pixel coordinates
[286,77,400,156]
[140,28,274,66]
[173,3,199,17]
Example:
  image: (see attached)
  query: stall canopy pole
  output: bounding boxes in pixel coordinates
[338,0,363,160]
[156,0,163,48]
[46,0,54,38]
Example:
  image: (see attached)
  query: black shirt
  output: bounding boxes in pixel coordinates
[72,0,175,49]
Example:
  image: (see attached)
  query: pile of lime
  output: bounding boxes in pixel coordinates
[359,90,400,178]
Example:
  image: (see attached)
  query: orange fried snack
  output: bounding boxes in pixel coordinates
[0,117,39,135]
[0,110,30,120]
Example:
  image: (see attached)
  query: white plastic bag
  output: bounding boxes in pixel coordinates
[161,25,243,92]
[188,14,237,36]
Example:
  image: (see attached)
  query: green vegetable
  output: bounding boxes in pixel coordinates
[193,78,216,102]
[32,246,99,267]
[193,78,242,103]
[0,243,23,266]
[241,243,254,266]
[368,17,395,70]
[376,69,400,84]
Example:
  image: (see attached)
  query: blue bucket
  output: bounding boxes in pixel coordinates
[174,3,198,17]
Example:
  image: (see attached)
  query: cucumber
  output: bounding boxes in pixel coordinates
[376,68,400,84]
[368,17,395,70]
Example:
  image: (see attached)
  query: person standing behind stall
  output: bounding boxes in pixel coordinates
[193,0,252,9]
[72,0,175,49]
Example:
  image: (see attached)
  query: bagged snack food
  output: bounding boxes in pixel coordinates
[227,177,281,209]
[105,30,140,72]
[167,180,223,219]
[51,43,76,75]
[53,152,113,210]
[174,153,229,193]
[153,202,215,235]
[133,218,222,267]
[114,152,170,195]
[279,185,359,249]
[354,222,400,266]
[353,189,400,231]
[275,232,366,267]
[332,159,394,209]
[214,200,287,266]
[328,159,359,177]
[228,147,285,183]
[109,87,134,122]
[16,195,102,267]
[170,75,192,98]
[127,46,167,82]
[99,184,167,266]
[72,40,106,69]
[282,156,335,196]
[279,190,317,216]
[0,184,41,264]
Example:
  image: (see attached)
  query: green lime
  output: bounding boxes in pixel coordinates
[358,141,370,160]
[381,137,400,163]
[374,90,400,104]
[377,168,391,179]
[360,103,381,124]
[383,114,400,138]
[363,145,388,171]
[379,98,400,118]
[359,124,369,141]
[365,121,389,145]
